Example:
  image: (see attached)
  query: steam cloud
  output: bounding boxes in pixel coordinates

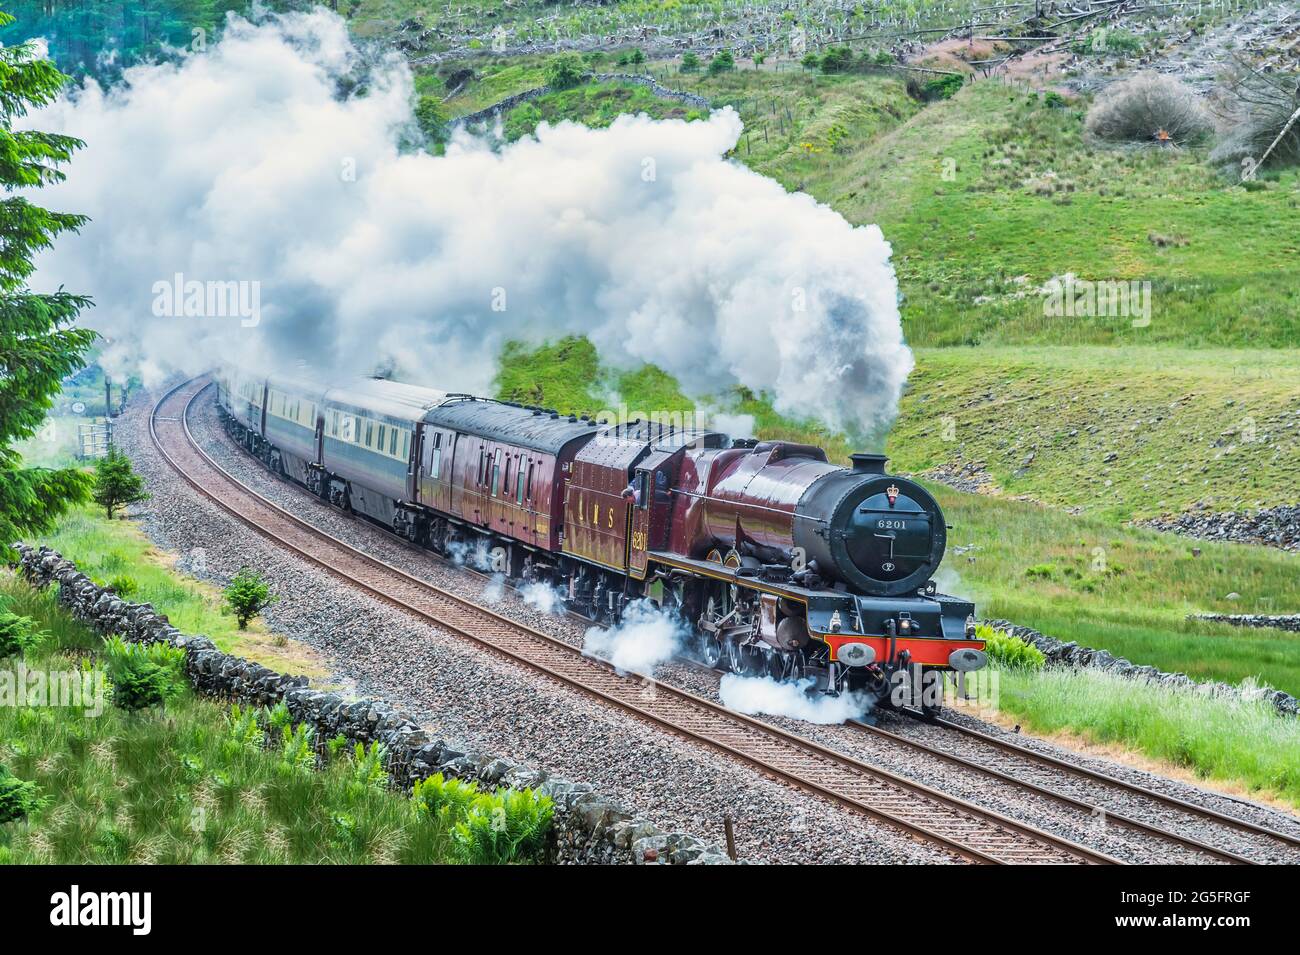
[583,600,688,675]
[719,674,872,724]
[25,8,911,437]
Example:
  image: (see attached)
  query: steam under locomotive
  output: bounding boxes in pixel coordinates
[216,367,986,711]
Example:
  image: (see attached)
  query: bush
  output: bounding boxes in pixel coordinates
[414,95,448,144]
[1085,72,1211,146]
[223,567,277,630]
[708,50,735,76]
[680,52,700,74]
[1210,68,1300,174]
[102,636,186,712]
[413,773,553,864]
[978,625,1047,670]
[544,53,586,91]
[0,767,42,824]
[921,73,964,102]
[0,612,41,659]
[819,46,855,74]
[91,446,148,519]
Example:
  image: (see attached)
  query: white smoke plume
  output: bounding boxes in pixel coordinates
[481,573,506,604]
[25,8,911,437]
[719,674,872,724]
[583,600,688,676]
[520,581,564,614]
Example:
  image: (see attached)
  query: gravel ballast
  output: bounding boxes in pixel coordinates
[115,384,1300,864]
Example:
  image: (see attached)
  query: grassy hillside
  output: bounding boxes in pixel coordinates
[890,347,1300,521]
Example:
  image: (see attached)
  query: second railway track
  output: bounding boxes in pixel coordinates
[151,374,1124,865]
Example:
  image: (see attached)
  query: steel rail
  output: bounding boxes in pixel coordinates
[149,375,1121,865]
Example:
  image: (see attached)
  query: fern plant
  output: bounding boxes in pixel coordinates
[350,742,389,793]
[227,703,264,750]
[102,636,186,711]
[978,625,1047,670]
[412,773,480,828]
[0,766,43,824]
[451,788,554,865]
[278,723,316,774]
[0,612,42,659]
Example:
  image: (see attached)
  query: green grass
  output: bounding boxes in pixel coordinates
[32,505,326,677]
[889,346,1300,520]
[0,578,450,863]
[0,576,551,863]
[933,485,1300,696]
[992,666,1300,806]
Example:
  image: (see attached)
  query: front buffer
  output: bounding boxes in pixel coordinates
[805,590,987,708]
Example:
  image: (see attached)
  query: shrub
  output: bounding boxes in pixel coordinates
[680,52,700,74]
[0,612,41,659]
[102,636,186,712]
[452,787,554,865]
[922,73,964,102]
[708,50,735,76]
[91,445,149,519]
[0,767,43,824]
[819,46,855,74]
[1210,68,1300,173]
[223,567,277,630]
[1085,73,1211,146]
[978,625,1047,670]
[105,574,137,597]
[544,53,586,91]
[414,95,448,144]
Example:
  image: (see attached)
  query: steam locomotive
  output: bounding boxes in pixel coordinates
[216,367,986,709]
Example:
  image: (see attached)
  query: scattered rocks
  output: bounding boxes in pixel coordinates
[1142,503,1300,553]
[12,544,733,865]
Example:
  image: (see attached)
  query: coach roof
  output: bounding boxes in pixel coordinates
[424,398,601,454]
[324,377,452,423]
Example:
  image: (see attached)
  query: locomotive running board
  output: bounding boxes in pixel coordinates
[646,552,818,602]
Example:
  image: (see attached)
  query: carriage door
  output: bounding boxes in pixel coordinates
[627,469,652,579]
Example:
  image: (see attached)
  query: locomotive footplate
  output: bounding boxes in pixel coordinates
[806,592,986,671]
[646,552,987,673]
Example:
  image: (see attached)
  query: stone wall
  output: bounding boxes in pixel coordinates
[14,544,732,865]
[984,617,1298,718]
[1188,613,1300,634]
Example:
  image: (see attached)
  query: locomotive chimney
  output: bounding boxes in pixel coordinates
[850,453,888,474]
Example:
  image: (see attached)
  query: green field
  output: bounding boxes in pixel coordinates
[0,576,552,864]
[33,505,329,679]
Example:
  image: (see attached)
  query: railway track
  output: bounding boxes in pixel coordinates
[857,713,1300,863]
[151,375,1120,865]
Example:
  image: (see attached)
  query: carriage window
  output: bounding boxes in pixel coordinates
[526,462,534,500]
[431,447,441,479]
[402,431,410,459]
[377,424,387,452]
[365,421,373,448]
[516,467,525,504]
[491,450,501,496]
[504,457,512,497]
[477,449,486,485]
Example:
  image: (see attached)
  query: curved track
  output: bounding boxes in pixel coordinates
[151,375,1121,865]
[855,714,1300,863]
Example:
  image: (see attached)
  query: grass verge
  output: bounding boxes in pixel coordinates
[988,665,1300,808]
[34,505,329,679]
[0,575,551,863]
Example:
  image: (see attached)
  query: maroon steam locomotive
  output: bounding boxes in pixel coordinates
[217,367,986,706]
